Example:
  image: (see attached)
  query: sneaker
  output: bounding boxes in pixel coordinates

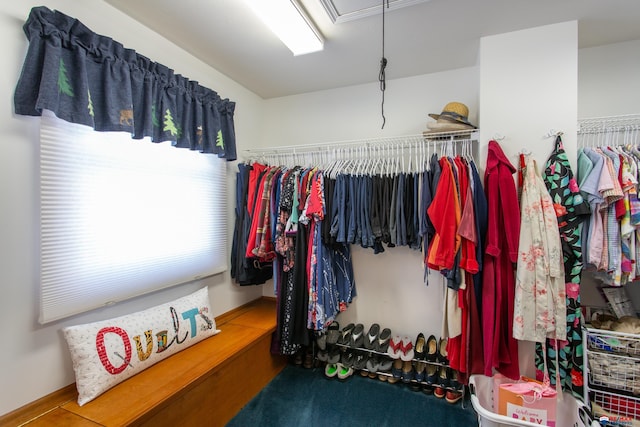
[434,386,446,399]
[337,363,354,380]
[325,363,339,378]
[445,390,462,404]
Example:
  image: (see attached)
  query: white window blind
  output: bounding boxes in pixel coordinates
[39,111,227,323]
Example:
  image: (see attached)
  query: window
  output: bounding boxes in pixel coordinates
[39,111,227,323]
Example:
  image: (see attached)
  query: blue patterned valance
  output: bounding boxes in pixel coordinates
[14,6,237,160]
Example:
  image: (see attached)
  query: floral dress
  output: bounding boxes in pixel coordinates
[513,155,566,343]
[537,135,591,397]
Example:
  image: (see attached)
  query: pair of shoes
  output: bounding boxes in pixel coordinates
[437,337,449,364]
[445,390,463,404]
[325,362,354,379]
[387,336,415,361]
[375,328,392,352]
[363,323,380,350]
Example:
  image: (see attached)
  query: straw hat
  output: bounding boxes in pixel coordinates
[426,102,476,132]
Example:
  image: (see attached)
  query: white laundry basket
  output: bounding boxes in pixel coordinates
[469,374,587,427]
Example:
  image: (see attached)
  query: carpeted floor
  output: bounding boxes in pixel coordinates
[226,364,479,426]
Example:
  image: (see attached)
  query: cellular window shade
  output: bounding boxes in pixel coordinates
[39,111,227,323]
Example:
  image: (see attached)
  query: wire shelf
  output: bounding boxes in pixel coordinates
[578,113,640,134]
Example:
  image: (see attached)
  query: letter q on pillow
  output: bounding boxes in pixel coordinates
[63,287,219,406]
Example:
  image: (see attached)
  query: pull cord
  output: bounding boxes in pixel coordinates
[379,0,389,129]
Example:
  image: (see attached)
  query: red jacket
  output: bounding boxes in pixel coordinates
[482,140,520,379]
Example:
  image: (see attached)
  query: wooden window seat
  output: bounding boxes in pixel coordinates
[1,297,286,427]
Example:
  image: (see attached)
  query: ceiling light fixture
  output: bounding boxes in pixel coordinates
[242,0,324,56]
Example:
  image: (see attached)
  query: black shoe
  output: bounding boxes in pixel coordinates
[425,334,438,362]
[414,333,426,360]
[437,337,448,365]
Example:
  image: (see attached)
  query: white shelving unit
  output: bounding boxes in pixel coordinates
[583,326,640,426]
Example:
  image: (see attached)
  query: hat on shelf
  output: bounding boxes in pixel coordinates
[425,101,476,133]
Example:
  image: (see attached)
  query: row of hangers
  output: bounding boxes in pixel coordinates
[247,135,477,177]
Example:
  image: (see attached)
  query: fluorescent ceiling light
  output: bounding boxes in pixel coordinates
[243,0,324,56]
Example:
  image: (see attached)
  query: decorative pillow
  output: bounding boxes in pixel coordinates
[63,287,219,406]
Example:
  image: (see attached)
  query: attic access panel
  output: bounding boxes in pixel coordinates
[319,0,431,23]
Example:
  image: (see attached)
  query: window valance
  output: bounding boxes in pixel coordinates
[14,6,237,160]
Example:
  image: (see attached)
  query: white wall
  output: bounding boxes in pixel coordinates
[479,21,578,378]
[579,39,640,118]
[0,0,265,415]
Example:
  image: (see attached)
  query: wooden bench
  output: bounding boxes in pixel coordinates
[1,297,287,427]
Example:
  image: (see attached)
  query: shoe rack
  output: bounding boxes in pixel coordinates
[316,323,466,405]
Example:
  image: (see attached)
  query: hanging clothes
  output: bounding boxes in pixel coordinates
[536,135,590,397]
[231,163,273,286]
[513,154,565,343]
[482,140,520,379]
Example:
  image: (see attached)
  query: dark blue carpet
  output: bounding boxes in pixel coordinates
[226,364,479,427]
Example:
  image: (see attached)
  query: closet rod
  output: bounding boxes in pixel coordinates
[578,113,640,134]
[241,129,479,157]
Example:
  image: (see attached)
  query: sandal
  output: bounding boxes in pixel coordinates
[326,321,340,345]
[353,351,368,370]
[337,323,355,345]
[387,335,403,359]
[350,323,365,348]
[398,336,415,361]
[376,328,392,352]
[363,323,380,350]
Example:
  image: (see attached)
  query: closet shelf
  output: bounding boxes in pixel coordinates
[578,113,640,134]
[241,129,480,157]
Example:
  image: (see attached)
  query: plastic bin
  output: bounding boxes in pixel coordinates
[469,374,587,427]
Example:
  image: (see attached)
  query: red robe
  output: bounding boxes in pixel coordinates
[482,140,520,379]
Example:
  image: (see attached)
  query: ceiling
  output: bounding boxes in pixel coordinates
[104,0,640,99]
